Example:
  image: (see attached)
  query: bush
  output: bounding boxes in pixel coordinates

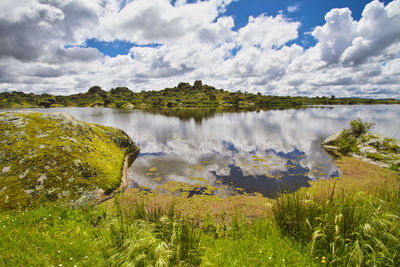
[337,134,355,155]
[349,118,375,138]
[336,118,375,155]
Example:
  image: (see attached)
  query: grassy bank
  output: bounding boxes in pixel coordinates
[2,159,399,266]
[0,199,316,266]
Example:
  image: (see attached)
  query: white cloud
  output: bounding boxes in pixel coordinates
[237,14,300,49]
[339,0,400,65]
[312,8,357,64]
[287,4,300,13]
[0,0,399,98]
[310,0,400,67]
[97,0,233,44]
[0,0,104,61]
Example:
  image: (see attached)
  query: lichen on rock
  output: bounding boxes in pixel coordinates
[0,111,139,211]
[322,120,400,169]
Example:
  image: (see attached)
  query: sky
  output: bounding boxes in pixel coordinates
[0,0,399,98]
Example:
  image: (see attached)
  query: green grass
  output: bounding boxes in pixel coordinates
[0,204,103,266]
[366,152,385,161]
[201,218,318,266]
[98,199,204,266]
[0,198,315,266]
[273,183,400,266]
[2,180,400,266]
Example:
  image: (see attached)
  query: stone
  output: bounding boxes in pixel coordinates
[0,111,140,211]
[322,130,399,168]
[321,131,342,146]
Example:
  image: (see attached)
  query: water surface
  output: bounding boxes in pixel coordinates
[3,105,400,197]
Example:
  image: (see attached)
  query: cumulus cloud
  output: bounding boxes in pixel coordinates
[311,0,400,66]
[237,14,299,49]
[312,8,357,64]
[0,0,399,98]
[41,47,104,64]
[340,0,400,65]
[30,66,64,78]
[98,0,233,44]
[0,0,102,61]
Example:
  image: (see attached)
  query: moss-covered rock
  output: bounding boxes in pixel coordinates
[322,131,400,168]
[0,112,139,211]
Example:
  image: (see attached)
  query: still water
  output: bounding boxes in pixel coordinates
[4,105,400,197]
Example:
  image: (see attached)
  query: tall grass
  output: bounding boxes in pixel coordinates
[98,198,204,266]
[273,183,400,266]
[201,216,317,266]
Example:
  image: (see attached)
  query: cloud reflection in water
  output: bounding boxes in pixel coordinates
[5,105,399,197]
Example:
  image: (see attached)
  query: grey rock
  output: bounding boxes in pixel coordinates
[322,130,399,168]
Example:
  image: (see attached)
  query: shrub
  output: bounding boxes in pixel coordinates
[336,118,375,155]
[337,134,355,155]
[349,118,375,138]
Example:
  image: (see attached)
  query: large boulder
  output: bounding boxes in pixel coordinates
[87,86,107,97]
[0,112,139,211]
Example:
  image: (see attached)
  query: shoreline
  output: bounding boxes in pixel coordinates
[89,149,140,206]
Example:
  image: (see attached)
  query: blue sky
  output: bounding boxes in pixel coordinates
[85,0,395,57]
[0,0,399,98]
[225,0,394,48]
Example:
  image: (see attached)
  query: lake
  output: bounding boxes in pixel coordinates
[3,105,400,197]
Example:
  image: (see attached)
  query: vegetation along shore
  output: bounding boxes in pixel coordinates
[1,81,400,110]
[1,110,399,266]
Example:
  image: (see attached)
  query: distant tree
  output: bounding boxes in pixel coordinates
[331,95,336,99]
[110,87,132,96]
[46,98,56,104]
[209,94,217,101]
[39,101,51,108]
[232,95,240,108]
[104,99,111,106]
